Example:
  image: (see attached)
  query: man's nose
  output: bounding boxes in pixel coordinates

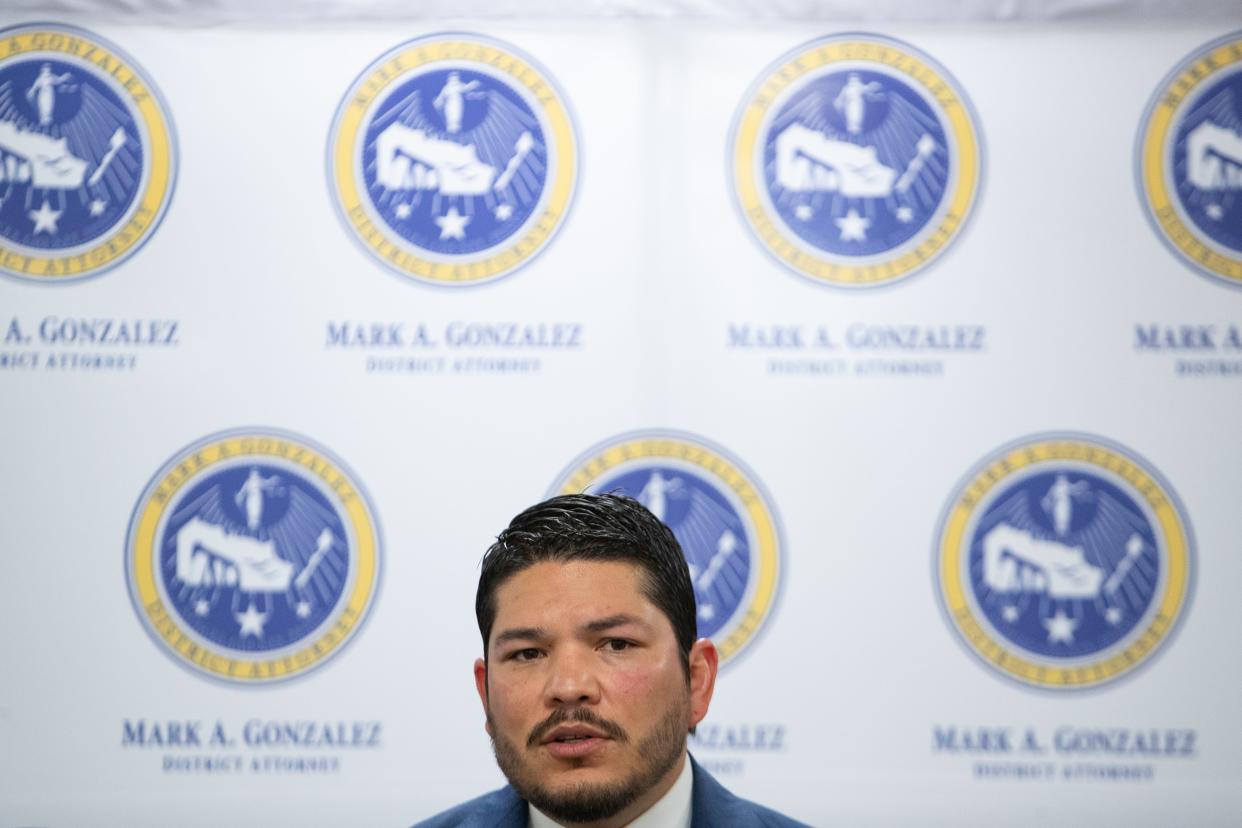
[543,647,600,706]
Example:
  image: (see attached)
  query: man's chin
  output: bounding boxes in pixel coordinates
[522,775,644,823]
[497,746,641,822]
[536,758,623,785]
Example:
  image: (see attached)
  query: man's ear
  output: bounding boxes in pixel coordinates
[687,638,718,728]
[474,657,492,735]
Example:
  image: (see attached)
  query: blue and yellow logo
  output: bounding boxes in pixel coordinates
[730,33,982,288]
[935,434,1194,690]
[126,430,382,684]
[551,431,783,666]
[1138,30,1242,287]
[328,33,578,286]
[0,24,176,282]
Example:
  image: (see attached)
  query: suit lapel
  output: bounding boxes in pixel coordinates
[689,755,757,828]
[482,785,528,828]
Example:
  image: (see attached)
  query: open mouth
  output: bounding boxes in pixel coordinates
[541,724,608,744]
[543,736,607,759]
[540,726,611,758]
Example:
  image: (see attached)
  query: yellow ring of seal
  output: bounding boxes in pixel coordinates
[1138,33,1242,285]
[128,433,380,683]
[937,437,1191,689]
[732,36,980,287]
[330,36,576,285]
[0,28,174,281]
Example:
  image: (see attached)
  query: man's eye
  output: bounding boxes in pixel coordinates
[604,639,632,652]
[512,648,541,661]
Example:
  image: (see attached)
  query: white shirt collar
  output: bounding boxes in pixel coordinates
[528,755,693,828]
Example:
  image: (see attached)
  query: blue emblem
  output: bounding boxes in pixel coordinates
[762,69,948,258]
[127,431,381,684]
[158,463,351,653]
[0,25,176,281]
[1169,70,1242,255]
[329,34,578,285]
[550,432,783,666]
[967,470,1159,659]
[0,59,139,248]
[361,68,546,256]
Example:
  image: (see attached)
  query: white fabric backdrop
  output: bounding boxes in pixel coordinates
[0,10,1240,827]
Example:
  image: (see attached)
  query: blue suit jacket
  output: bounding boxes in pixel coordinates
[413,756,810,827]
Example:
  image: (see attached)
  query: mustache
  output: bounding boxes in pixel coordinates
[526,707,630,748]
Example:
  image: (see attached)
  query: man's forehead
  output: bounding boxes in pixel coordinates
[490,559,657,628]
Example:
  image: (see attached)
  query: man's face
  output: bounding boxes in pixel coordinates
[474,559,716,824]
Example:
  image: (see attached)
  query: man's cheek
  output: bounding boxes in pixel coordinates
[609,665,661,701]
[486,692,525,736]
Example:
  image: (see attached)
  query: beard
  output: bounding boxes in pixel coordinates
[489,701,688,823]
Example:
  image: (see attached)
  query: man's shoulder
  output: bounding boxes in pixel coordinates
[690,757,812,828]
[411,784,526,828]
[412,760,811,828]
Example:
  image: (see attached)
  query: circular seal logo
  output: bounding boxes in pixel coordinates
[731,34,982,288]
[0,24,176,282]
[328,33,578,286]
[126,430,381,684]
[550,431,783,666]
[1138,31,1242,287]
[935,434,1193,690]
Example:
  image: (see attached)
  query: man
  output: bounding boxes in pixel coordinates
[415,493,809,828]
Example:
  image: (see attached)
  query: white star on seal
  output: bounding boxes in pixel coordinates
[794,204,814,221]
[1042,610,1078,645]
[1206,203,1224,221]
[1105,607,1123,626]
[195,599,211,617]
[494,203,513,221]
[435,207,470,240]
[835,209,869,242]
[29,201,62,235]
[394,202,412,220]
[235,603,267,639]
[895,206,914,223]
[89,198,107,217]
[295,601,312,619]
[1001,605,1020,623]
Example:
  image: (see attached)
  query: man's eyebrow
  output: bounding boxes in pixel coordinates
[493,626,548,645]
[582,614,651,634]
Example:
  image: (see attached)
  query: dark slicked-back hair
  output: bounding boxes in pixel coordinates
[476,493,697,676]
